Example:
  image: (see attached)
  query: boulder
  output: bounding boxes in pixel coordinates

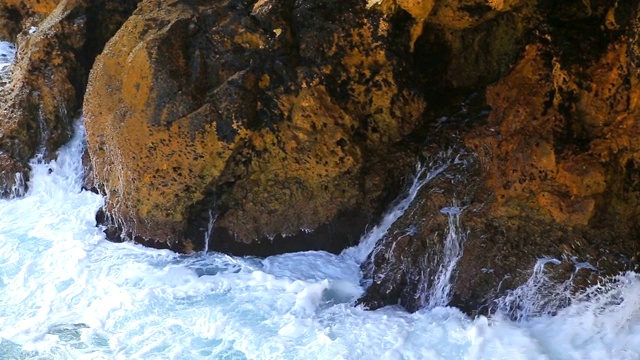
[360,0,640,316]
[0,0,59,41]
[83,0,425,254]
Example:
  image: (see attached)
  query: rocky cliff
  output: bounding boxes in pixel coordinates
[359,0,640,315]
[1,0,639,316]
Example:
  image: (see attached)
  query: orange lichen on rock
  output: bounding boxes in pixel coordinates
[396,0,435,50]
[462,15,639,271]
[0,0,139,196]
[85,2,240,244]
[0,0,87,195]
[336,23,425,146]
[4,0,59,15]
[0,0,60,40]
[85,0,425,251]
[218,84,363,241]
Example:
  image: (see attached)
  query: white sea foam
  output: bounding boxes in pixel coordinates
[0,40,16,84]
[0,121,639,359]
[427,205,466,308]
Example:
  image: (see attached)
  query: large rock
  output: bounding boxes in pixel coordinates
[0,0,139,197]
[84,0,425,254]
[360,0,640,316]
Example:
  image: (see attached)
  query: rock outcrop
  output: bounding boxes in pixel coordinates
[0,0,59,42]
[2,0,639,317]
[0,0,139,196]
[360,0,640,316]
[84,0,425,254]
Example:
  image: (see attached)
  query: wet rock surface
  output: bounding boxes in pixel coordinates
[360,0,640,316]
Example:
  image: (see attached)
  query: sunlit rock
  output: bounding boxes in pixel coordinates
[84,0,425,254]
[360,0,640,316]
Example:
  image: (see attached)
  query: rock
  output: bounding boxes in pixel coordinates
[360,1,640,316]
[0,0,59,41]
[463,4,640,263]
[84,0,425,253]
[357,147,483,312]
[0,152,27,198]
[0,0,139,197]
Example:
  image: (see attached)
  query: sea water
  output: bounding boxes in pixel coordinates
[1,43,640,360]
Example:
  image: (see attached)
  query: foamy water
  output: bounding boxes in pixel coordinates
[0,41,14,66]
[0,39,639,358]
[0,40,15,84]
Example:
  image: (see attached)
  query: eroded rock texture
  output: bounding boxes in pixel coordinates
[0,0,139,196]
[360,0,640,315]
[84,0,424,254]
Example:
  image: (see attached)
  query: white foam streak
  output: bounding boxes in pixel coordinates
[203,210,216,253]
[342,153,455,264]
[495,257,573,321]
[427,205,466,308]
[1,123,640,359]
[0,40,15,77]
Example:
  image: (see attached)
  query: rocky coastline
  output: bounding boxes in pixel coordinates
[1,0,639,315]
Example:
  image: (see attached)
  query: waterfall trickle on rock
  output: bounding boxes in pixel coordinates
[426,205,466,308]
[494,257,586,320]
[342,151,457,265]
[203,210,216,253]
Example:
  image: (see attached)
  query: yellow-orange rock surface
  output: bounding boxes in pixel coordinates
[360,0,640,315]
[0,0,60,40]
[84,0,425,253]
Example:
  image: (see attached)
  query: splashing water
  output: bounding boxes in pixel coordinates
[203,210,217,253]
[0,40,16,80]
[0,121,639,359]
[342,152,457,264]
[0,40,16,95]
[427,205,467,309]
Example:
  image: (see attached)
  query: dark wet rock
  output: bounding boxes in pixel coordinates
[357,148,483,312]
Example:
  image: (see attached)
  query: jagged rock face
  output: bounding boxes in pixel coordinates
[84,0,424,253]
[360,0,640,315]
[457,0,640,314]
[0,0,139,197]
[357,149,483,312]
